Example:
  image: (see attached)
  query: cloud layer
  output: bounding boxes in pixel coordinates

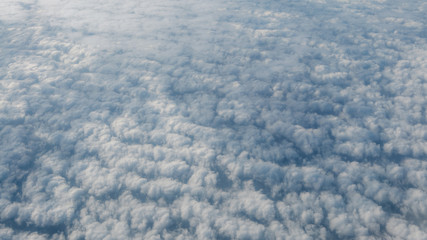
[1,0,427,239]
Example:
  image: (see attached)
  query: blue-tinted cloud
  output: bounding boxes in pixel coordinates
[1,0,427,239]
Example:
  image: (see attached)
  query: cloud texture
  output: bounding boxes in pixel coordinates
[1,0,427,239]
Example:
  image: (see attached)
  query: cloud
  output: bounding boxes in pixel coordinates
[1,0,427,239]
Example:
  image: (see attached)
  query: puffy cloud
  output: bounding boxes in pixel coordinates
[1,0,427,239]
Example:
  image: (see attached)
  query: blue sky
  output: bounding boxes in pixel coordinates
[1,0,427,239]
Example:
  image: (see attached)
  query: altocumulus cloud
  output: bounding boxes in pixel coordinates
[1,0,427,239]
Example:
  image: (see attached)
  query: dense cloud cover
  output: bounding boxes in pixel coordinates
[1,0,427,239]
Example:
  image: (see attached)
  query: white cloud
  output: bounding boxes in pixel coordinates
[1,0,427,239]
